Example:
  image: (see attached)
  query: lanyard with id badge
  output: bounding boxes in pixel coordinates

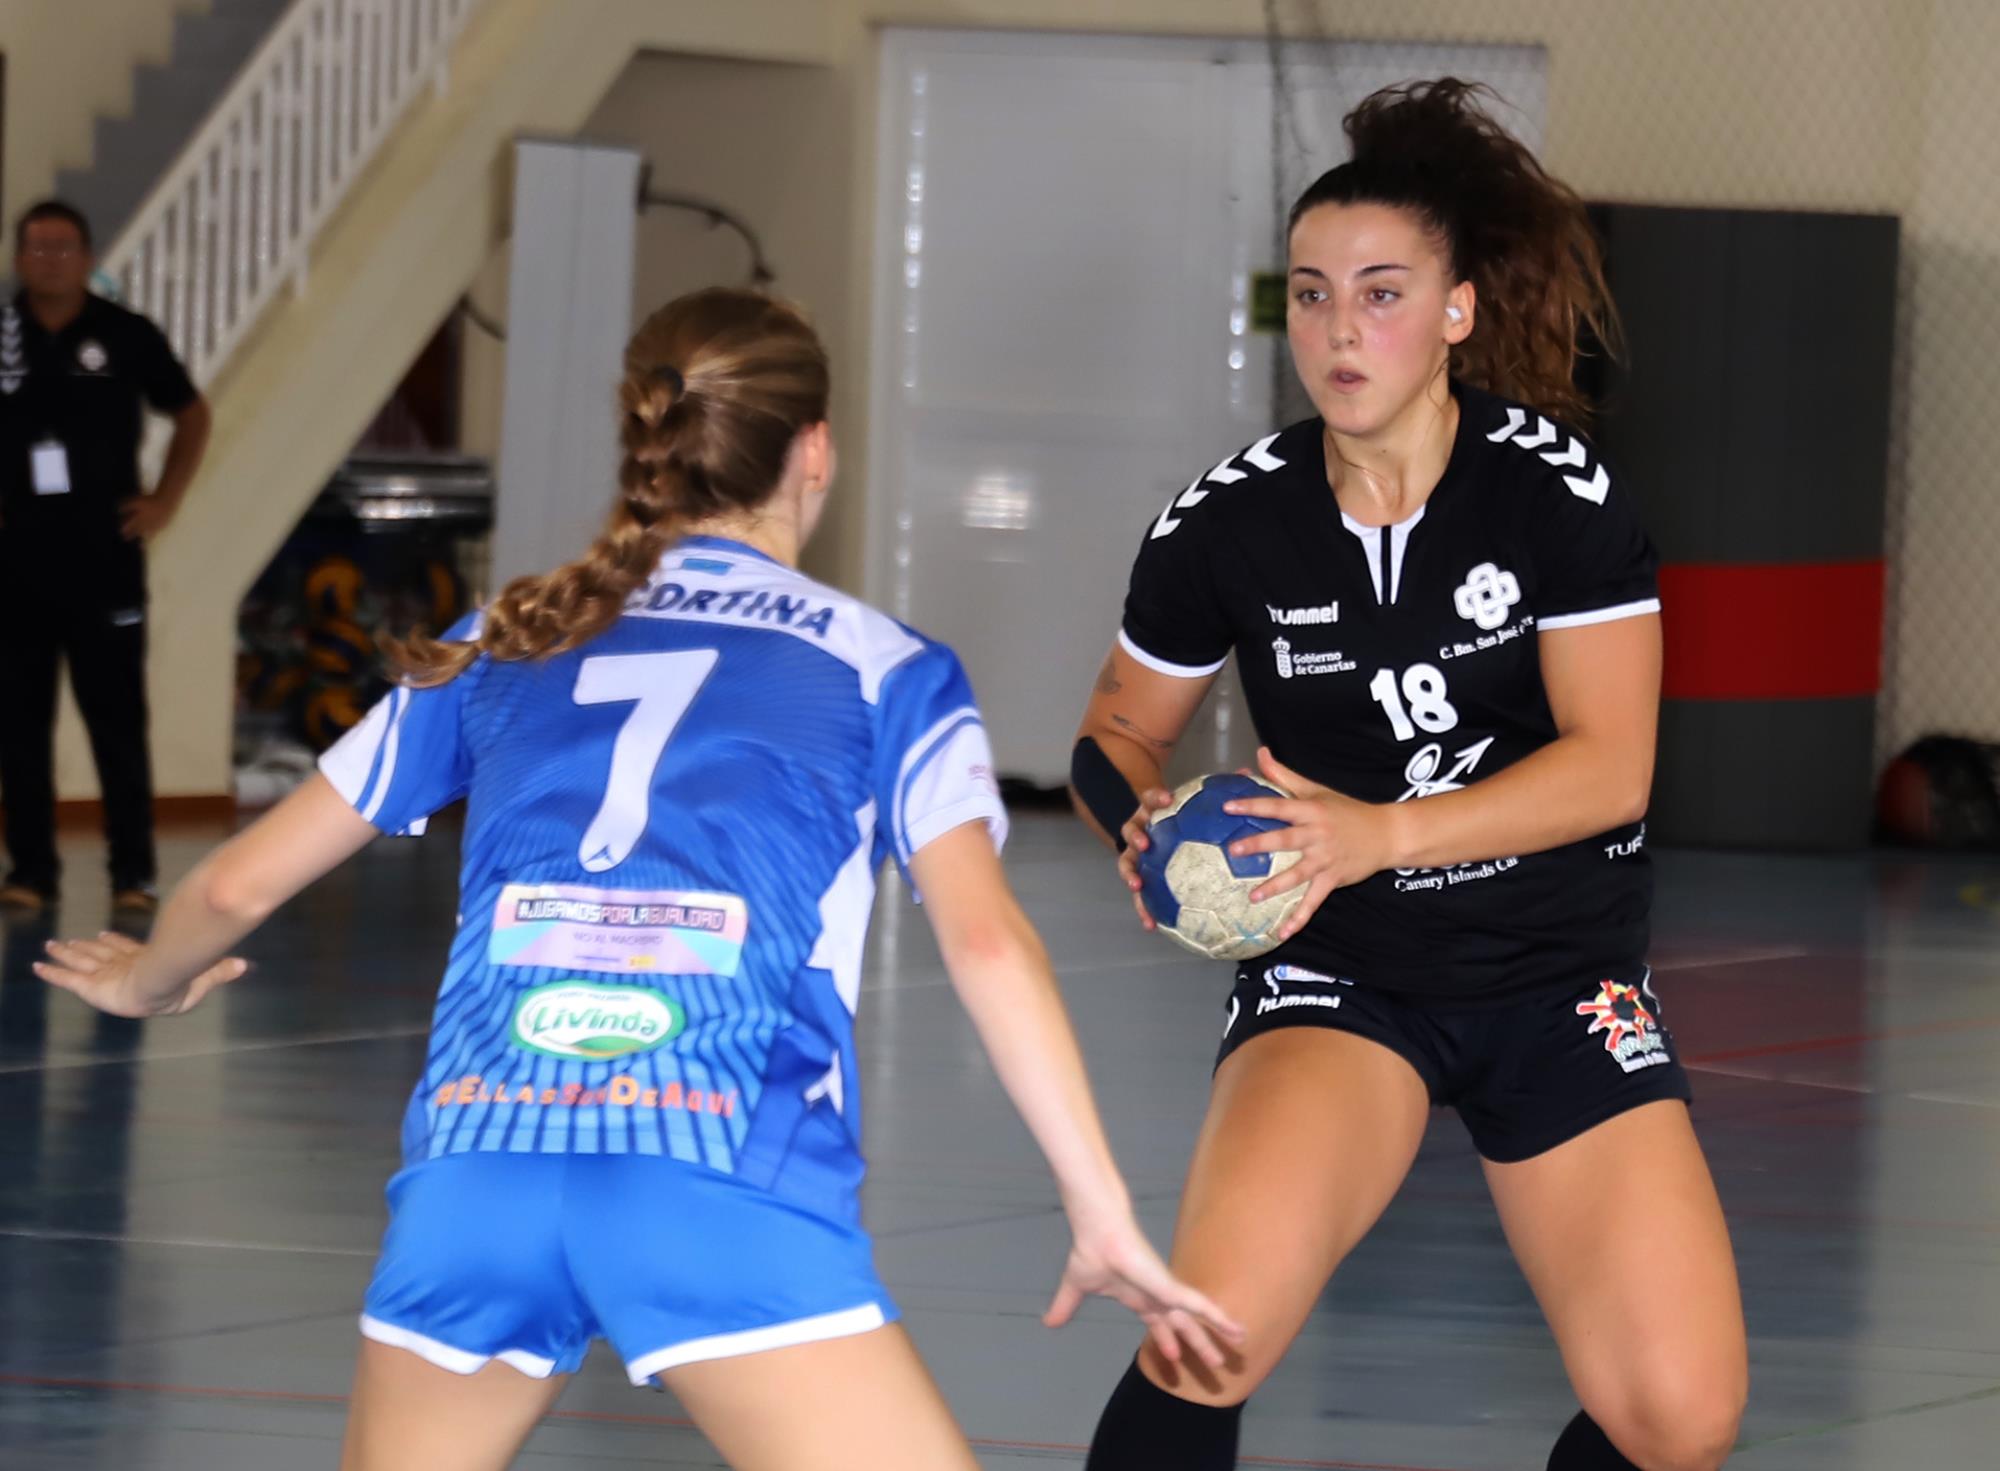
[31,438,71,496]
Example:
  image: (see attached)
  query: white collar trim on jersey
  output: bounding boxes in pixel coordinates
[1339,504,1425,605]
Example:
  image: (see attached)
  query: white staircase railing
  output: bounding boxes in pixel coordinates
[102,0,485,389]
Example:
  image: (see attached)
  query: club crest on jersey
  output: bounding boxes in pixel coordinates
[1575,979,1669,1074]
[77,340,109,373]
[1454,562,1521,631]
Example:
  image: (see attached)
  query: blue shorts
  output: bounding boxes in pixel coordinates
[360,1152,899,1384]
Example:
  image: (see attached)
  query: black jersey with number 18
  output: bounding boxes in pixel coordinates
[1121,382,1661,998]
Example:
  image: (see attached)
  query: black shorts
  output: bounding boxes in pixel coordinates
[1215,960,1693,1164]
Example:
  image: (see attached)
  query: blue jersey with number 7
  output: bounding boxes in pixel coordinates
[319,536,1008,1198]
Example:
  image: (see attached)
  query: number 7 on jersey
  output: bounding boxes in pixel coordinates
[573,650,720,872]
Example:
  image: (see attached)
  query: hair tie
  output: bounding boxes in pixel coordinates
[652,364,685,398]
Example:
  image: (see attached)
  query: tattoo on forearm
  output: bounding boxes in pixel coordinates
[1095,658,1122,696]
[1112,713,1173,751]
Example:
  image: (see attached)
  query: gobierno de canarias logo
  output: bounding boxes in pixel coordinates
[511,981,685,1061]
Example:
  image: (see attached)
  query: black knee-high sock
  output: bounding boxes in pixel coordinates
[1084,1358,1242,1470]
[1548,1410,1640,1469]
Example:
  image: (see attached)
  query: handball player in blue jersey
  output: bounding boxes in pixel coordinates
[38,288,1240,1470]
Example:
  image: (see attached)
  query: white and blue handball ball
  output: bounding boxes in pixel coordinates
[1135,772,1305,961]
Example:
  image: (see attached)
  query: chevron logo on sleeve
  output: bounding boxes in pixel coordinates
[1487,407,1610,505]
[0,306,23,396]
[1151,433,1288,539]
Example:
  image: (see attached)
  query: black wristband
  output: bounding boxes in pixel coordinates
[1071,736,1139,852]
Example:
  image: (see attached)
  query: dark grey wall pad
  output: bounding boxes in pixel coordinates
[1651,696,1877,850]
[1587,204,1900,567]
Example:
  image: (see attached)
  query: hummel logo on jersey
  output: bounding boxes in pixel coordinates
[1257,964,1350,1016]
[1486,407,1610,505]
[1453,562,1521,631]
[1151,433,1288,539]
[1268,601,1338,626]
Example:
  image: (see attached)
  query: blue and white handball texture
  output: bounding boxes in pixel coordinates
[1136,772,1304,961]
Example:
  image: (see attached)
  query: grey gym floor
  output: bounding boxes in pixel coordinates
[2,811,1996,1468]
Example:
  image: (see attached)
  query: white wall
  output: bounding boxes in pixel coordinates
[461,51,856,583]
[863,30,1546,782]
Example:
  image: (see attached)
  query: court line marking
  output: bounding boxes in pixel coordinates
[1908,1089,2000,1109]
[0,1024,429,1076]
[0,1226,376,1257]
[7,1001,1992,1077]
[1649,946,1812,972]
[0,1191,1189,1261]
[1686,1014,2000,1066]
[1685,1064,2000,1110]
[26,1326,1995,1460]
[1735,1378,2000,1453]
[1685,1064,1874,1094]
[867,941,1818,997]
[1393,1183,2000,1238]
[863,950,1213,993]
[875,940,1822,997]
[0,1371,1470,1469]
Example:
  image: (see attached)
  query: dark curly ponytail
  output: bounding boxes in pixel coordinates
[1290,78,1619,426]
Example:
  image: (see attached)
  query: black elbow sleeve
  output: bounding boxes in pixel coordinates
[1071,736,1138,851]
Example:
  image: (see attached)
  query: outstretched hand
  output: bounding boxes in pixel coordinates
[1044,1207,1245,1370]
[35,931,246,1018]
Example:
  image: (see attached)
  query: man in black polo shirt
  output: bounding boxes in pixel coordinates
[0,201,212,915]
